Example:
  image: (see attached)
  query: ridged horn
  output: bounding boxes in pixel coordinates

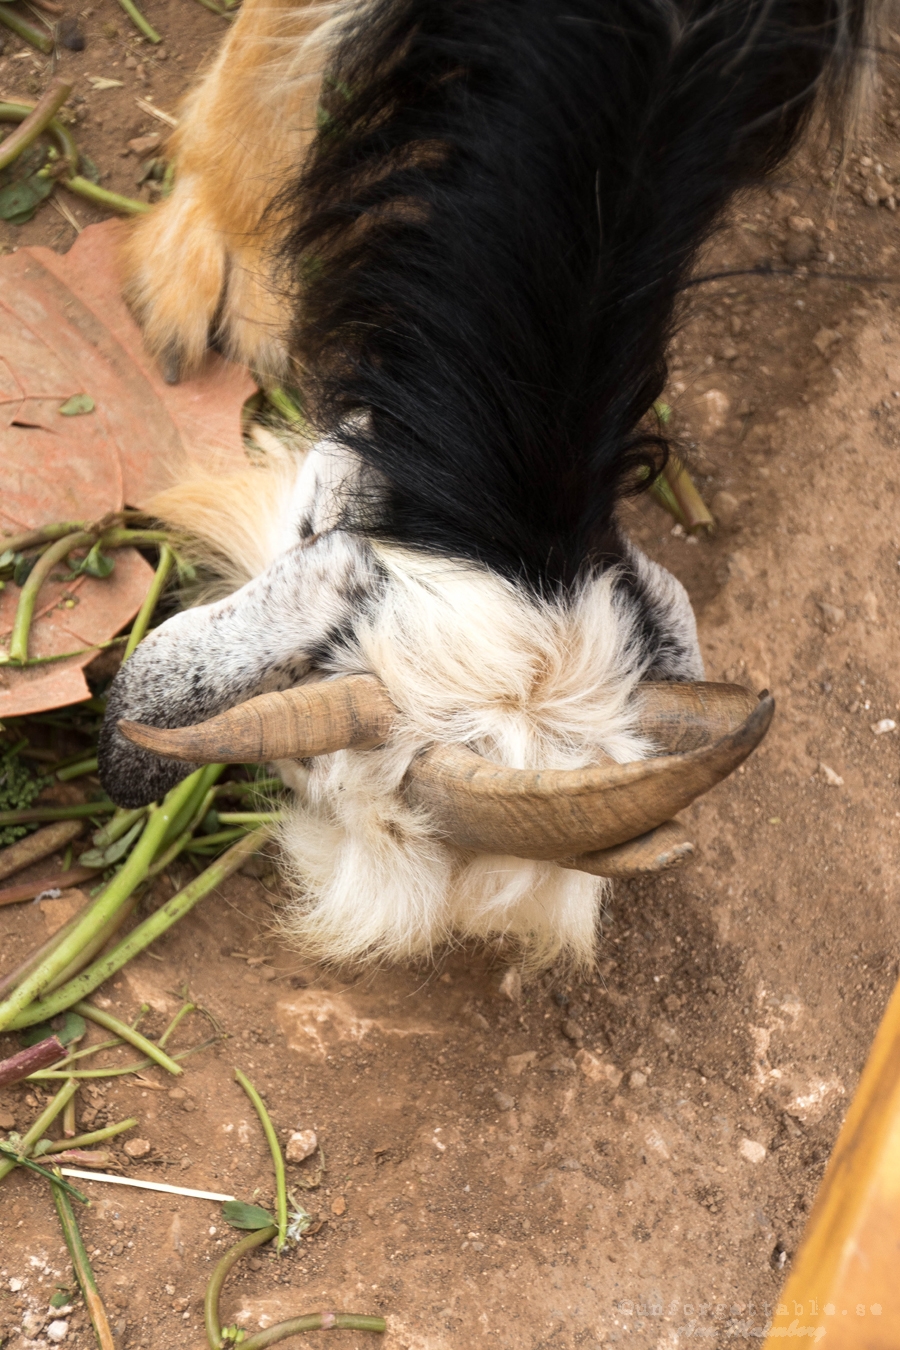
[117,674,397,764]
[559,817,696,878]
[404,687,773,859]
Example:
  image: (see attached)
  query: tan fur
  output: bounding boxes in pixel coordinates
[121,0,346,376]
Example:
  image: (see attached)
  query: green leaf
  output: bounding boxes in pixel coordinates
[0,549,14,570]
[0,173,54,223]
[79,817,144,869]
[71,541,115,579]
[19,1023,54,1047]
[50,1289,72,1309]
[59,394,95,416]
[56,1011,87,1045]
[222,1201,276,1231]
[13,553,37,587]
[79,153,101,185]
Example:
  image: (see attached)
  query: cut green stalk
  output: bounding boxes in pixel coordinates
[0,4,53,51]
[6,531,93,665]
[0,1145,90,1201]
[122,542,174,661]
[41,893,140,996]
[30,1034,220,1079]
[649,471,688,528]
[90,807,147,852]
[74,1002,183,1077]
[37,1118,138,1154]
[115,0,160,42]
[57,756,99,782]
[206,1226,277,1349]
[0,522,86,555]
[265,386,306,426]
[146,785,217,877]
[0,77,71,173]
[158,1001,195,1049]
[64,175,154,216]
[217,813,282,826]
[235,1068,288,1254]
[29,1036,123,1071]
[0,910,90,1002]
[0,803,115,827]
[0,101,78,174]
[62,1092,76,1138]
[159,764,225,850]
[52,1181,116,1350]
[0,771,206,1033]
[238,1313,387,1348]
[663,457,714,533]
[184,828,249,853]
[6,829,271,1029]
[0,1077,77,1183]
[78,815,146,870]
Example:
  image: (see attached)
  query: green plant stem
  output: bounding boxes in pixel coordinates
[115,0,160,42]
[29,1034,220,1079]
[74,1001,182,1076]
[0,772,205,1033]
[205,1226,277,1349]
[238,1313,387,1348]
[216,779,284,800]
[0,803,115,827]
[158,1001,195,1049]
[0,77,71,173]
[7,531,93,664]
[663,457,715,533]
[184,828,249,853]
[159,765,225,851]
[217,813,282,826]
[235,1069,287,1254]
[0,522,86,555]
[91,807,147,851]
[122,542,174,661]
[0,1145,90,1200]
[265,386,306,426]
[0,101,78,173]
[0,4,53,51]
[41,893,140,996]
[0,1077,77,1183]
[33,1037,123,1071]
[38,1118,138,1153]
[57,756,98,782]
[63,174,152,215]
[52,1182,116,1350]
[6,829,271,1029]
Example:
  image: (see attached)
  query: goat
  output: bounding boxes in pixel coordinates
[99,0,869,969]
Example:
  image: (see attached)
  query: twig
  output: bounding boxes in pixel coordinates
[61,1169,235,1202]
[206,1226,277,1349]
[38,1118,138,1154]
[0,819,84,884]
[134,95,178,127]
[235,1069,288,1254]
[74,1002,183,1077]
[0,770,206,1033]
[0,5,53,52]
[158,1000,195,1049]
[62,1092,76,1137]
[0,78,72,174]
[238,1313,387,1348]
[52,1181,116,1350]
[6,829,272,1029]
[122,542,174,661]
[0,1077,77,1183]
[31,1032,221,1079]
[0,803,115,827]
[57,756,99,782]
[0,1035,66,1087]
[6,531,94,664]
[115,0,161,43]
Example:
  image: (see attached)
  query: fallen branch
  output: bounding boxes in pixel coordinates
[0,1035,65,1086]
[0,819,85,884]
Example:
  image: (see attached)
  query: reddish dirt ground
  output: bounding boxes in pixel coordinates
[2,5,900,1349]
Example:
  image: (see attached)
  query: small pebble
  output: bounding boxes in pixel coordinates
[331,1195,346,1216]
[739,1138,767,1165]
[123,1138,151,1159]
[872,719,897,735]
[127,132,162,156]
[285,1128,318,1163]
[628,1070,648,1090]
[561,1018,584,1043]
[0,1108,15,1130]
[47,1321,69,1343]
[492,1090,515,1112]
[168,1088,186,1101]
[58,18,85,51]
[819,763,844,787]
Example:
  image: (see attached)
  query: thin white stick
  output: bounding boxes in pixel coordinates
[134,96,178,128]
[60,1168,234,1202]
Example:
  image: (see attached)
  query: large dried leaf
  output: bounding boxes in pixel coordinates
[0,219,257,716]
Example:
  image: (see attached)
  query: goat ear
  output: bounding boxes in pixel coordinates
[97,533,378,807]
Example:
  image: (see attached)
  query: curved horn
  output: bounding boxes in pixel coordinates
[405,688,773,859]
[560,817,696,879]
[117,674,397,764]
[633,680,759,753]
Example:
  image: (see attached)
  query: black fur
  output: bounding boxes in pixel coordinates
[283,0,867,590]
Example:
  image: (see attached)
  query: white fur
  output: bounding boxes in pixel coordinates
[141,441,702,970]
